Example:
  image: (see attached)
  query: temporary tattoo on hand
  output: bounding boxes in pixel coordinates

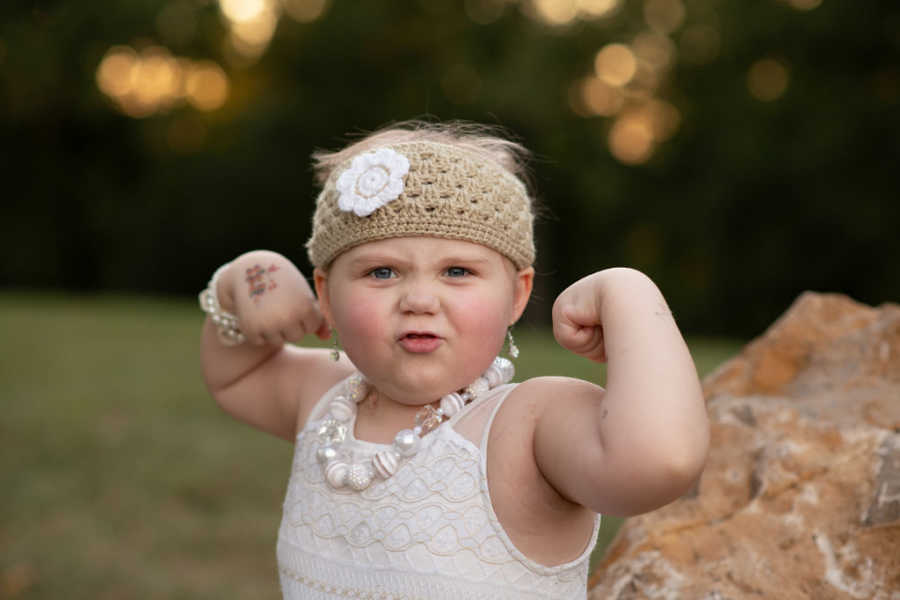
[246,264,280,303]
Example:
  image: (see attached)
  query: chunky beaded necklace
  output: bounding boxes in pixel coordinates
[315,357,514,491]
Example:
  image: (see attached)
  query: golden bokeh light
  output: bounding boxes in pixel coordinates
[219,0,280,57]
[679,24,721,65]
[632,32,675,71]
[577,0,620,18]
[594,43,637,87]
[608,112,656,165]
[219,0,269,23]
[532,0,579,25]
[786,0,822,10]
[747,58,790,101]
[567,82,591,117]
[131,47,181,109]
[628,64,661,95]
[230,7,279,47]
[580,77,625,116]
[640,98,681,140]
[185,61,230,111]
[96,45,230,117]
[97,46,139,99]
[643,0,685,34]
[282,0,329,23]
[96,46,183,118]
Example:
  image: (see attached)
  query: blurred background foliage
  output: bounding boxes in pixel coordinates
[2,0,898,334]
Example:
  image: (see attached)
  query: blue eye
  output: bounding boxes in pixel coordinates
[446,267,470,277]
[369,267,395,279]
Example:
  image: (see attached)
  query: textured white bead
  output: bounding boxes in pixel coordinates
[329,396,356,422]
[346,375,368,403]
[373,449,399,478]
[347,463,373,490]
[325,462,348,488]
[440,392,465,417]
[393,429,420,456]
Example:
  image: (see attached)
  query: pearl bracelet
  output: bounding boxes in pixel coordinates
[198,263,246,346]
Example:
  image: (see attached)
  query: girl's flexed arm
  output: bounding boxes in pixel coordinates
[201,250,352,440]
[533,268,708,515]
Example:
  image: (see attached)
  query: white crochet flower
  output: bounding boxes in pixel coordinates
[336,148,410,217]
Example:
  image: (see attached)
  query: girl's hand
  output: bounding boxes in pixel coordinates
[219,251,331,346]
[551,273,607,363]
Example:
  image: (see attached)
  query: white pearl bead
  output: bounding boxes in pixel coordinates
[440,392,465,417]
[317,445,338,464]
[393,429,419,457]
[373,449,399,478]
[495,357,514,382]
[467,377,489,396]
[325,462,348,488]
[347,463,372,490]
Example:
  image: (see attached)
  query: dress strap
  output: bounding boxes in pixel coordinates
[449,383,517,449]
[479,383,516,450]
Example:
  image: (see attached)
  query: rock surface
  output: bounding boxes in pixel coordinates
[588,292,900,600]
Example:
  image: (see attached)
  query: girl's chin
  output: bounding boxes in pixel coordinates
[351,355,499,399]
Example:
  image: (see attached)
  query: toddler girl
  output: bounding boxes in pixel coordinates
[199,122,708,599]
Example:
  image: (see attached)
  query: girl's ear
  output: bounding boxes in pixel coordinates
[511,266,535,324]
[313,267,333,326]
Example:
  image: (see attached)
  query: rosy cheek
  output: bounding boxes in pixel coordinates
[336,298,384,341]
[454,295,509,341]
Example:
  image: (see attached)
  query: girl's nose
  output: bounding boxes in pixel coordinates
[399,286,439,314]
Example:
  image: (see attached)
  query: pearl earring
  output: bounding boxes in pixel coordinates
[330,330,341,362]
[506,328,520,359]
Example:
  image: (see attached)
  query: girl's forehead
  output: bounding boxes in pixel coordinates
[341,237,508,263]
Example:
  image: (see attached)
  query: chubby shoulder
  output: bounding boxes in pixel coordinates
[507,375,605,411]
[489,376,604,439]
[263,345,356,436]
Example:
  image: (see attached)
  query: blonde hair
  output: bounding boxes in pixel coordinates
[311,120,533,191]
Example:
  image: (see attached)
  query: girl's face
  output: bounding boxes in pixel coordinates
[315,237,533,406]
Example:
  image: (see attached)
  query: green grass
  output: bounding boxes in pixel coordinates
[0,293,742,598]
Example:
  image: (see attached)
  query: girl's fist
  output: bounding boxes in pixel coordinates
[551,275,607,363]
[220,252,330,346]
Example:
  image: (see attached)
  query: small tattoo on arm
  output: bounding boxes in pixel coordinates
[601,408,609,420]
[246,264,280,303]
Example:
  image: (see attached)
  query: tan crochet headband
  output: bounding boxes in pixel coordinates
[305,141,535,270]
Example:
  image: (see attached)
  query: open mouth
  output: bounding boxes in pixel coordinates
[402,333,437,340]
[398,332,442,353]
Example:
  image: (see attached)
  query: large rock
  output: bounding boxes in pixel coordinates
[588,292,900,599]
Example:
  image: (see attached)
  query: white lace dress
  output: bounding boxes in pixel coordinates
[277,376,600,599]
